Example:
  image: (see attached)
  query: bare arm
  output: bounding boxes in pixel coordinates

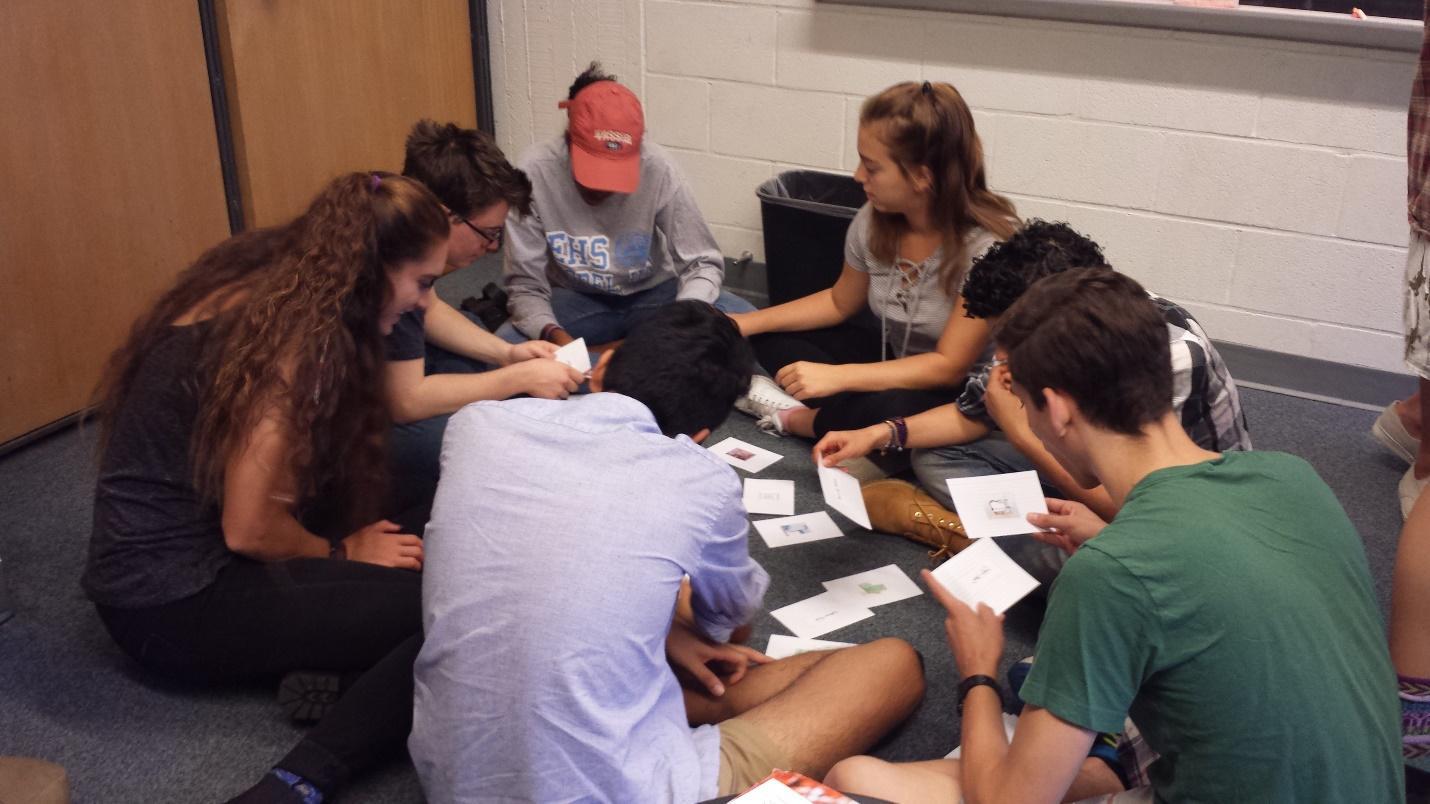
[422,297,524,366]
[840,294,989,392]
[774,294,990,401]
[814,402,991,466]
[222,406,423,569]
[730,264,869,337]
[384,357,582,424]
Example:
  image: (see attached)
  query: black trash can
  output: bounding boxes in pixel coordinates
[757,170,866,306]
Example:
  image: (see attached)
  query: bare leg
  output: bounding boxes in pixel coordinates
[682,649,829,726]
[825,754,1122,803]
[824,756,961,801]
[783,407,818,439]
[1399,388,1425,441]
[1392,486,1430,677]
[727,638,925,779]
[1417,381,1430,479]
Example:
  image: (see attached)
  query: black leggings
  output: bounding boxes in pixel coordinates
[95,556,422,793]
[751,324,960,438]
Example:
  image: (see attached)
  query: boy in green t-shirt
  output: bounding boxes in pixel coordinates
[825,270,1402,802]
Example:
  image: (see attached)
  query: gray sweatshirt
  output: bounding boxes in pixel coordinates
[502,137,726,338]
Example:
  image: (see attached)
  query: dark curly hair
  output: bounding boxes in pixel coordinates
[961,220,1111,320]
[568,61,618,100]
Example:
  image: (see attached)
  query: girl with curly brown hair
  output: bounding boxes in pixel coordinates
[82,172,447,802]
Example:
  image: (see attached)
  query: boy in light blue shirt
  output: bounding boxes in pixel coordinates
[411,302,925,802]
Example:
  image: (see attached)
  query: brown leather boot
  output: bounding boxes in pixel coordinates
[860,478,973,561]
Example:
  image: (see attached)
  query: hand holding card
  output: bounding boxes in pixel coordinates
[817,465,871,529]
[926,537,1039,615]
[553,337,592,374]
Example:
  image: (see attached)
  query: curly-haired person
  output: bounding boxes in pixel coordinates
[84,172,447,803]
[815,221,1250,582]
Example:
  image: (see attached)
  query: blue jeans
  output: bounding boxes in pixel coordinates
[388,315,492,533]
[911,433,1070,587]
[496,279,757,346]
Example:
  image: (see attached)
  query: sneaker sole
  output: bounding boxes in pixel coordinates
[1373,406,1417,465]
[278,671,342,724]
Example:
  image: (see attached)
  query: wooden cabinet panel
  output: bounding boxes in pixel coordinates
[0,1,232,444]
[217,0,478,227]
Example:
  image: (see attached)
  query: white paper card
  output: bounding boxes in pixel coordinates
[743,479,795,516]
[752,512,843,549]
[928,537,1040,615]
[770,591,874,639]
[764,634,855,660]
[730,779,810,804]
[944,470,1048,538]
[708,436,783,473]
[817,465,871,529]
[552,338,591,374]
[822,564,923,608]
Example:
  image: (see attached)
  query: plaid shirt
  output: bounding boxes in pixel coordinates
[958,293,1252,452]
[1410,2,1430,235]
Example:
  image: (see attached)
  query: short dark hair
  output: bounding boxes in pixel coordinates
[402,120,532,218]
[962,220,1111,319]
[996,270,1171,436]
[568,61,617,100]
[603,301,754,438]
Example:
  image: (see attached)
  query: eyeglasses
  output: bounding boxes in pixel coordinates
[452,214,504,248]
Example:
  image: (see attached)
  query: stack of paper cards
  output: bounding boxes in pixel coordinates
[552,337,592,374]
[708,436,783,473]
[945,470,1048,538]
[821,564,922,608]
[769,591,873,639]
[752,512,842,548]
[817,465,871,529]
[928,537,1040,615]
[743,478,795,516]
[763,634,854,660]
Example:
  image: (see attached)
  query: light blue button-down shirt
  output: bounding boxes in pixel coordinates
[410,393,770,803]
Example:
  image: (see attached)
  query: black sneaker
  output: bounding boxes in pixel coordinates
[460,282,510,332]
[277,671,342,724]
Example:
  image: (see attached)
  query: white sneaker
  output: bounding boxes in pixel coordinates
[735,375,804,420]
[1401,466,1429,520]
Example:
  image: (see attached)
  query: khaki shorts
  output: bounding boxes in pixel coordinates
[717,717,792,796]
[1406,231,1430,379]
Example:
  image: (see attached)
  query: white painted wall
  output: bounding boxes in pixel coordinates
[488,0,1415,373]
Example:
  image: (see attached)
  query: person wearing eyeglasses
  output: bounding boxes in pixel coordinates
[390,121,585,526]
[498,63,757,351]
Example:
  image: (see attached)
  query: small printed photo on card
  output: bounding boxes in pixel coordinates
[944,470,1049,539]
[770,590,873,639]
[743,478,795,516]
[707,436,783,473]
[752,512,843,548]
[822,564,923,608]
[552,337,592,374]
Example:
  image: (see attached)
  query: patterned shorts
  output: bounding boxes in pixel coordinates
[1405,232,1430,379]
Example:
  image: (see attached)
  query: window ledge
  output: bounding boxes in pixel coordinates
[818,0,1422,53]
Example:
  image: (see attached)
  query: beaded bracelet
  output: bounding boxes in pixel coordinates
[891,415,908,450]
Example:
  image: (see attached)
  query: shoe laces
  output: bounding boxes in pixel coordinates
[911,501,967,561]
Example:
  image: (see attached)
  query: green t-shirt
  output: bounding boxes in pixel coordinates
[1019,451,1402,803]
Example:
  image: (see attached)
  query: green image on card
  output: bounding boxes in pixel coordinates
[859,583,887,595]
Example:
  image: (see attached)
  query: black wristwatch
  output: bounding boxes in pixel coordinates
[957,674,1002,715]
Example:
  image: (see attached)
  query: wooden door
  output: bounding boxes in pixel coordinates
[216,0,480,227]
[0,1,232,445]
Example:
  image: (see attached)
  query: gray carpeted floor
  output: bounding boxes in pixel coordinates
[0,261,1415,801]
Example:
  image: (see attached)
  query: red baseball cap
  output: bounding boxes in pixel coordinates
[560,81,644,194]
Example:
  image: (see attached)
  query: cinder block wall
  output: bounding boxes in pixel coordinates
[488,0,1415,373]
